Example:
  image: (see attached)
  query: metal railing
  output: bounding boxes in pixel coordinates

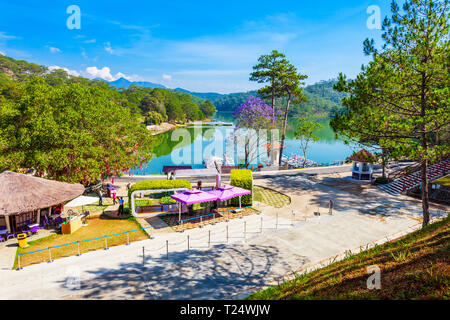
[141,211,313,265]
[17,226,153,270]
[142,216,271,264]
[176,206,254,231]
[17,209,313,270]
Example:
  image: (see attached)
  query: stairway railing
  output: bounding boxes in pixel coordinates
[388,163,421,181]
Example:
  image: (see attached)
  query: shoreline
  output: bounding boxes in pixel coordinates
[146,119,214,135]
[146,122,185,135]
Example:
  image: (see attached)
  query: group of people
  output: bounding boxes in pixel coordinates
[96,180,127,217]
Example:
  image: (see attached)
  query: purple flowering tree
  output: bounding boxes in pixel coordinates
[233,96,276,168]
[233,96,275,129]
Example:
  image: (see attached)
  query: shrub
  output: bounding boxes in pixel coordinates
[128,179,192,200]
[230,169,253,206]
[135,199,152,206]
[375,177,389,184]
[160,196,177,204]
[146,111,165,125]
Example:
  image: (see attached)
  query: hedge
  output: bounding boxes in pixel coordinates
[128,179,192,200]
[230,169,253,206]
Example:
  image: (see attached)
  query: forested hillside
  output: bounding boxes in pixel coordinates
[0,54,345,128]
[181,80,346,118]
[0,55,214,124]
[0,54,214,183]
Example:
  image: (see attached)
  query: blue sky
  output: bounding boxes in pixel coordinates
[0,0,391,93]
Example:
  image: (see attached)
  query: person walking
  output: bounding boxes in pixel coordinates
[118,197,125,216]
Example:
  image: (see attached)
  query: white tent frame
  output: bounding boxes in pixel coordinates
[130,188,189,218]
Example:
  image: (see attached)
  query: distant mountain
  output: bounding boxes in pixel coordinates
[173,88,225,102]
[177,80,347,118]
[108,77,166,89]
[101,76,345,118]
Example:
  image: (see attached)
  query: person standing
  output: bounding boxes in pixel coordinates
[98,190,103,206]
[118,197,125,216]
[112,190,117,205]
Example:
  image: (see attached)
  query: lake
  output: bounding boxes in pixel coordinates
[131,113,355,175]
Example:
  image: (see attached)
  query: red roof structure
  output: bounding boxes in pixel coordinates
[348,149,377,163]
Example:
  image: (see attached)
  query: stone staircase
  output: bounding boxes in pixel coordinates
[378,158,450,195]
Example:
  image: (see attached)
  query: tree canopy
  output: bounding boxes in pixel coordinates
[0,76,154,184]
[331,0,450,226]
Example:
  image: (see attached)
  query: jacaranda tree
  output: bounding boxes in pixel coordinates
[233,96,275,167]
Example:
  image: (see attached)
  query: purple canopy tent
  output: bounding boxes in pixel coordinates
[170,189,218,223]
[207,185,251,208]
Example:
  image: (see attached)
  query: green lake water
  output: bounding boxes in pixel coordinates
[131,112,355,175]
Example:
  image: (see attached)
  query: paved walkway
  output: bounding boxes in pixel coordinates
[0,198,445,299]
[1,170,447,299]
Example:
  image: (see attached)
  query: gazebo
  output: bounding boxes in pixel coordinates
[348,149,377,180]
[170,188,218,223]
[0,171,85,234]
[207,184,251,208]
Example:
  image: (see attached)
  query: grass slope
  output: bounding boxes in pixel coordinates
[248,216,449,300]
[14,216,148,269]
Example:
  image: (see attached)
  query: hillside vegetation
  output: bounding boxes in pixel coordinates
[0,55,214,124]
[182,80,346,118]
[0,54,345,125]
[248,216,449,300]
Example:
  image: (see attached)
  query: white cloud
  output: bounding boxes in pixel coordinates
[48,65,80,77]
[84,66,133,81]
[162,74,172,81]
[0,50,4,56]
[0,31,20,40]
[83,39,96,44]
[49,46,61,53]
[85,66,115,81]
[104,42,114,54]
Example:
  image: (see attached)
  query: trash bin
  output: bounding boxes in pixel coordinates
[17,233,28,248]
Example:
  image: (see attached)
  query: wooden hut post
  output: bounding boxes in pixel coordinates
[36,209,41,225]
[5,215,11,233]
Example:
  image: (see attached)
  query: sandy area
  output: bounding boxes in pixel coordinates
[146,122,179,135]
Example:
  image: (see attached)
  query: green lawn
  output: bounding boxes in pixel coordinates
[253,186,291,208]
[434,175,450,186]
[247,215,450,300]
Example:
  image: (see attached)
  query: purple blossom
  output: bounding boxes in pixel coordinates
[233,96,275,129]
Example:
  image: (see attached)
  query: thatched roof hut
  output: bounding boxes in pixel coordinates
[0,171,85,216]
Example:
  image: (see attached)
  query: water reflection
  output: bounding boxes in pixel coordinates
[133,114,355,175]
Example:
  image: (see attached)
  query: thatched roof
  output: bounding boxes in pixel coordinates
[0,171,85,216]
[348,149,377,163]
